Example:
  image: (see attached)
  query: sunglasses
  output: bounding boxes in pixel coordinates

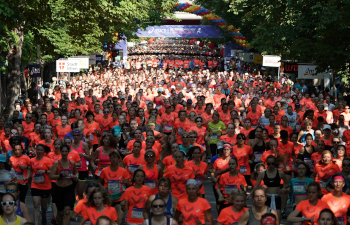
[6,190,16,193]
[333,141,340,144]
[182,136,189,139]
[26,117,31,119]
[267,162,276,166]
[152,204,164,208]
[343,164,350,167]
[146,155,154,158]
[196,120,202,123]
[11,132,17,134]
[237,137,245,140]
[104,111,109,113]
[1,201,15,206]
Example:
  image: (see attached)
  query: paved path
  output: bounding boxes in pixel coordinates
[24,180,292,224]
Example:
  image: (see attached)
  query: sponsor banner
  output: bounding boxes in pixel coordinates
[254,55,263,64]
[68,57,89,69]
[96,55,103,64]
[262,55,281,67]
[29,64,41,78]
[298,65,324,79]
[56,59,80,72]
[284,63,298,72]
[136,25,222,38]
[239,53,255,62]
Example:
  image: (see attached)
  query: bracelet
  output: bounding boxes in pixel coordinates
[45,170,47,174]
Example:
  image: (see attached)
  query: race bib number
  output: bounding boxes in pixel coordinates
[61,170,73,178]
[0,182,5,193]
[337,217,344,225]
[320,180,327,188]
[304,157,311,164]
[239,166,247,174]
[296,123,301,131]
[89,134,94,141]
[128,164,139,173]
[164,125,173,131]
[254,152,263,162]
[294,182,307,193]
[144,180,156,189]
[16,172,24,181]
[156,105,162,110]
[33,174,44,183]
[210,133,218,140]
[108,180,121,193]
[145,100,149,104]
[225,185,237,195]
[131,207,144,219]
[178,127,184,133]
[97,168,103,176]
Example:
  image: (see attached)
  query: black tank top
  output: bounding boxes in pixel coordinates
[253,140,266,153]
[119,134,127,149]
[263,169,281,187]
[298,146,315,161]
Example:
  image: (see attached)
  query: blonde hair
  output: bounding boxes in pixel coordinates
[229,189,247,203]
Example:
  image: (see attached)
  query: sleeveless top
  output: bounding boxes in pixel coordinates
[146,217,172,225]
[118,134,127,151]
[0,215,21,225]
[98,147,112,166]
[298,146,315,163]
[263,169,281,188]
[253,140,266,163]
[71,141,87,171]
[153,194,173,216]
[15,200,23,217]
[300,130,315,144]
[248,207,272,225]
[57,160,73,180]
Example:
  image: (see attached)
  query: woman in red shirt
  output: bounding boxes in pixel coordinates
[80,187,118,225]
[217,190,248,225]
[173,179,214,225]
[124,169,152,225]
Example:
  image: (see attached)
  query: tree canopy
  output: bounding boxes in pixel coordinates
[195,0,350,72]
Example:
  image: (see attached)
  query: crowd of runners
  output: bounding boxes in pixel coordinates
[0,38,348,225]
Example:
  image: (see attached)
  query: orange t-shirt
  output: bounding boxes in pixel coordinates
[47,152,61,164]
[162,155,175,169]
[219,172,247,197]
[38,140,54,152]
[277,141,294,171]
[189,126,207,145]
[314,163,340,194]
[176,197,211,225]
[185,161,208,195]
[68,150,80,164]
[217,206,248,225]
[9,155,31,184]
[74,198,87,214]
[231,145,253,175]
[83,121,101,145]
[100,167,130,202]
[219,112,231,126]
[246,111,262,126]
[164,165,195,199]
[321,193,350,224]
[220,134,237,145]
[126,140,146,152]
[213,158,230,172]
[56,125,72,140]
[124,185,151,224]
[82,205,118,225]
[122,155,146,177]
[296,199,330,225]
[280,126,293,137]
[174,119,191,144]
[30,157,53,190]
[97,116,113,132]
[22,122,34,139]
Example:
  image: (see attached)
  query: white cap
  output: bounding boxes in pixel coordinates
[323,124,331,130]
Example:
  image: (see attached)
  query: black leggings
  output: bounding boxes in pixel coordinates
[210,144,217,157]
[18,184,28,203]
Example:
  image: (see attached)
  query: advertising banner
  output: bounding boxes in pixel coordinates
[298,65,324,79]
[239,53,255,62]
[284,63,298,73]
[136,25,223,38]
[28,64,41,78]
[262,55,281,67]
[68,57,89,69]
[96,55,103,64]
[254,55,263,64]
[56,59,80,72]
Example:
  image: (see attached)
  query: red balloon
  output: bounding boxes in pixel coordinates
[199,42,204,47]
[220,48,224,57]
[189,40,193,44]
[141,38,145,41]
[208,43,215,49]
[149,39,153,44]
[193,38,197,42]
[206,52,209,55]
[183,39,186,42]
[159,37,162,39]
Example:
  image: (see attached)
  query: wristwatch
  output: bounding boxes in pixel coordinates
[301,217,305,222]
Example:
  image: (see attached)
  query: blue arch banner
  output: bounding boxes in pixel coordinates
[136,25,223,38]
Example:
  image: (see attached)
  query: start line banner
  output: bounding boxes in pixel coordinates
[136,25,223,38]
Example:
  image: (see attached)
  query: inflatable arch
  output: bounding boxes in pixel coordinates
[173,2,252,51]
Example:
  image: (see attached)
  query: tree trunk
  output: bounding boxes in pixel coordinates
[7,27,24,114]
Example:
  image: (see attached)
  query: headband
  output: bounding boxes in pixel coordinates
[186,179,199,189]
[333,176,344,181]
[261,216,276,225]
[223,144,231,149]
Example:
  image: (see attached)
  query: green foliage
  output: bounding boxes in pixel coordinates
[195,0,350,72]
